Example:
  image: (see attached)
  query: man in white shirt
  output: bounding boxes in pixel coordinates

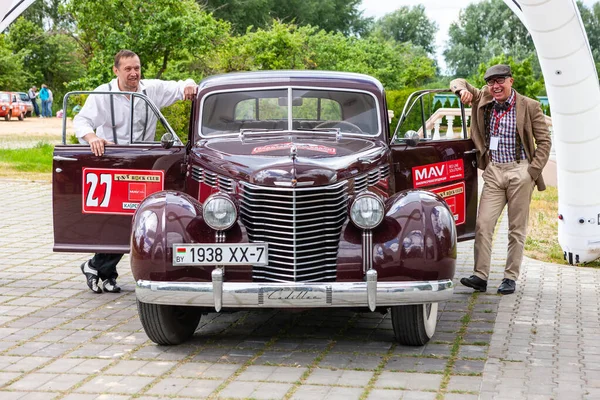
[74,49,197,156]
[77,49,197,293]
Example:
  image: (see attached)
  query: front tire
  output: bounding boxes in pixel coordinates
[391,303,438,346]
[4,111,10,121]
[137,300,202,345]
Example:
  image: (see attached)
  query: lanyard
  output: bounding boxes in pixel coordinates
[492,97,515,135]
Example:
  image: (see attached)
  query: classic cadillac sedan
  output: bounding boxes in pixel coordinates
[53,71,477,346]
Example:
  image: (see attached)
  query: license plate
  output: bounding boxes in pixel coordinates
[172,243,268,266]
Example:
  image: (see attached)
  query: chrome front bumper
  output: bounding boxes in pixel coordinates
[136,269,454,312]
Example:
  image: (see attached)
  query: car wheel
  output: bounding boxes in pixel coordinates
[391,303,438,346]
[4,111,10,121]
[18,113,24,121]
[137,299,202,345]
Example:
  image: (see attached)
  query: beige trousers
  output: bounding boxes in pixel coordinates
[473,161,535,281]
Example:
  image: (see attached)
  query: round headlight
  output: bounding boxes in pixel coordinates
[350,194,384,229]
[203,195,237,230]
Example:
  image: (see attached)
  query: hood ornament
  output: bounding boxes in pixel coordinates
[289,145,297,160]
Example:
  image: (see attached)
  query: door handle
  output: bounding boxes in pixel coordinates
[53,156,77,161]
[463,149,477,155]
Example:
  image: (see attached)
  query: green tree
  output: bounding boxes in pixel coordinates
[200,0,371,35]
[212,21,436,90]
[444,0,533,77]
[66,0,230,88]
[5,17,86,111]
[0,36,29,90]
[371,5,438,55]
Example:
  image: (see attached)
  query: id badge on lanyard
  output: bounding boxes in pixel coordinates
[490,99,514,150]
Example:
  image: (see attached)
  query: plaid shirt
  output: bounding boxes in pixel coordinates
[489,90,526,163]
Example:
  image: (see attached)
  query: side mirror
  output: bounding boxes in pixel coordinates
[160,132,175,149]
[405,130,420,147]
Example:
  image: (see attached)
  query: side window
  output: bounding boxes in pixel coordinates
[392,91,470,143]
[61,92,186,145]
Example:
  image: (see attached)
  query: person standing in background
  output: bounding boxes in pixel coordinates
[47,86,53,117]
[28,85,40,117]
[39,84,50,117]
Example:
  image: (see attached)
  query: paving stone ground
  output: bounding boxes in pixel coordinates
[0,179,598,399]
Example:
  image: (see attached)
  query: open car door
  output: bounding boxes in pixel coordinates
[53,91,187,253]
[390,89,478,242]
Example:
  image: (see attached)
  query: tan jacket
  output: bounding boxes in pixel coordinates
[450,78,552,191]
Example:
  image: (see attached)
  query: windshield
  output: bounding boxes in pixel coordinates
[201,88,379,136]
[0,93,9,102]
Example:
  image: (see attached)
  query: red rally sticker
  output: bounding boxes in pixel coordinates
[412,159,464,188]
[252,142,336,155]
[82,168,164,215]
[430,182,466,225]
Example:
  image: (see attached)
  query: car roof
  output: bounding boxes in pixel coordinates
[198,70,385,94]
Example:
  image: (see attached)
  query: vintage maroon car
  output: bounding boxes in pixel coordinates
[53,71,477,346]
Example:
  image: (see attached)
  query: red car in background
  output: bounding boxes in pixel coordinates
[0,91,26,121]
[17,92,33,117]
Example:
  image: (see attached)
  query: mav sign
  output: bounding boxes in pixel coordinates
[412,160,464,188]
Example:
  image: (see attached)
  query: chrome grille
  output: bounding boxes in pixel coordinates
[191,165,234,193]
[354,165,390,193]
[240,181,348,282]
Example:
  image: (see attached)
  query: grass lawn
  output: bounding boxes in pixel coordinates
[0,142,596,267]
[0,142,53,181]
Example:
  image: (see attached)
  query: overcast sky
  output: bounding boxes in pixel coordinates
[360,0,597,72]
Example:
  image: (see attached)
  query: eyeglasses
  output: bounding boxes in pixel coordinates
[486,77,507,86]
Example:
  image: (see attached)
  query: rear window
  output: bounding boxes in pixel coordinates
[18,93,29,101]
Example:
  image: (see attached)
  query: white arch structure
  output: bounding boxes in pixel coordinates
[504,0,600,264]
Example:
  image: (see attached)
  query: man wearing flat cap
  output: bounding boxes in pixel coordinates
[450,64,551,295]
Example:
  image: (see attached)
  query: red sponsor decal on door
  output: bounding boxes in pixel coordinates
[412,159,464,188]
[82,168,164,215]
[430,182,466,225]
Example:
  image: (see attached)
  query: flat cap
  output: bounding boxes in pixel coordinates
[484,64,512,80]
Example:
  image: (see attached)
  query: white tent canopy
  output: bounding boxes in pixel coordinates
[0,0,35,32]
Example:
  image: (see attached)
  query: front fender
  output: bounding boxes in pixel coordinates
[130,190,252,282]
[373,190,457,281]
[130,191,205,282]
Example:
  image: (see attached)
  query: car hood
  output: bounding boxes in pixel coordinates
[192,135,388,186]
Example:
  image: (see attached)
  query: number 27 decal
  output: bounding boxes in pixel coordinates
[85,172,112,207]
[82,168,164,215]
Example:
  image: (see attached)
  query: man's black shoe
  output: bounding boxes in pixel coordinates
[460,275,487,292]
[498,278,516,295]
[81,261,102,294]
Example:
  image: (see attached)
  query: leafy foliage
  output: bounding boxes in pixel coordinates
[201,0,371,36]
[213,21,436,90]
[370,5,438,55]
[444,0,533,77]
[65,0,229,88]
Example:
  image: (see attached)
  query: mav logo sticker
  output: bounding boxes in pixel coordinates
[412,160,464,188]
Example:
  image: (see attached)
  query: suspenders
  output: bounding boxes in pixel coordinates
[107,82,149,144]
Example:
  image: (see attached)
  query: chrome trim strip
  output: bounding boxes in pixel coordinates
[212,268,223,312]
[136,279,454,308]
[362,230,373,274]
[367,269,377,311]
